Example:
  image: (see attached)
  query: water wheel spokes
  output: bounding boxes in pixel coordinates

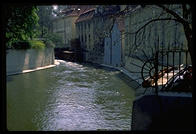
[141,58,156,88]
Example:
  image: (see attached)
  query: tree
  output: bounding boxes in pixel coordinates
[124,4,193,63]
[157,4,193,63]
[95,4,192,63]
[37,6,54,37]
[5,5,39,48]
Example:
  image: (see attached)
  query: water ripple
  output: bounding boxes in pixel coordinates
[8,60,135,131]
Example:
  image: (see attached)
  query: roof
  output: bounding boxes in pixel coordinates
[75,5,96,23]
[59,5,95,17]
[75,10,95,23]
[75,5,120,23]
[125,5,142,15]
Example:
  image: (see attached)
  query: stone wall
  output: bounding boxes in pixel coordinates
[53,16,78,48]
[131,93,193,130]
[124,5,188,57]
[123,5,192,86]
[6,48,55,75]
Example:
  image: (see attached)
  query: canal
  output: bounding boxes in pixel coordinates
[7,60,136,131]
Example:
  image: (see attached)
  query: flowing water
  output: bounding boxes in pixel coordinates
[7,60,136,131]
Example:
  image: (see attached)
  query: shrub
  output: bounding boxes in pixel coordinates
[5,6,39,49]
[8,40,46,49]
[29,40,46,49]
[12,40,31,49]
[44,33,63,48]
[44,39,55,48]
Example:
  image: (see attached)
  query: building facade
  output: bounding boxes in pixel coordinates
[75,5,121,63]
[53,16,78,48]
[75,6,96,62]
[104,17,125,67]
[123,5,191,74]
[52,5,93,49]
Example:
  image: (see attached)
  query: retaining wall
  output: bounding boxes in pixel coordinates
[131,93,193,130]
[6,48,55,75]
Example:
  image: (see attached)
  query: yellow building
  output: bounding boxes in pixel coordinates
[52,5,92,49]
[75,5,121,63]
[75,6,96,61]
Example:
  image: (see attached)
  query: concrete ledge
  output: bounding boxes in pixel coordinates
[7,60,60,76]
[100,64,141,84]
[6,48,56,76]
[100,64,119,70]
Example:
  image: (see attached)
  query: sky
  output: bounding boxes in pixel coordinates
[53,5,58,10]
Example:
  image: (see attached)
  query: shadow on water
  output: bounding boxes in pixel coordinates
[79,62,118,72]
[6,76,14,82]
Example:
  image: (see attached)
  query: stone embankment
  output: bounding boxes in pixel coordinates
[6,48,58,75]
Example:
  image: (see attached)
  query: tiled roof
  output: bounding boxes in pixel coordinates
[75,10,95,23]
[61,5,96,17]
[66,9,80,17]
[75,5,120,23]
[82,7,96,14]
[75,5,96,23]
[60,9,79,17]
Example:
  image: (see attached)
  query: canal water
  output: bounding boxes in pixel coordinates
[7,60,136,131]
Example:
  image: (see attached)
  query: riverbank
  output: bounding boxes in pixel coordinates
[7,60,60,76]
[6,48,55,76]
[100,64,146,96]
[100,64,138,81]
[88,63,193,130]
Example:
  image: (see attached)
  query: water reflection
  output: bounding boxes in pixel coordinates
[7,61,135,130]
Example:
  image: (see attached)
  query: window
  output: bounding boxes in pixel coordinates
[89,34,90,42]
[88,23,90,29]
[83,34,85,43]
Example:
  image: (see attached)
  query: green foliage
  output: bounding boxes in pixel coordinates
[10,40,45,49]
[43,40,55,48]
[35,6,64,48]
[5,5,39,49]
[35,6,65,48]
[12,40,31,49]
[29,40,45,49]
[37,6,54,37]
[43,33,63,48]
